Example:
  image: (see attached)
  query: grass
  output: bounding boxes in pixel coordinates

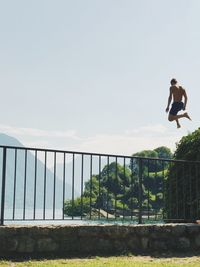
[1,256,200,267]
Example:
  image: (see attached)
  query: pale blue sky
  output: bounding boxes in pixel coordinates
[0,0,199,155]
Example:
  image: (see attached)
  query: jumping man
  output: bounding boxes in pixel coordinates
[166,78,191,128]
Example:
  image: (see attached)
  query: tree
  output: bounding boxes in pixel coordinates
[174,128,200,161]
[64,146,172,218]
[131,146,172,173]
[64,197,91,217]
[166,128,200,220]
[154,146,173,160]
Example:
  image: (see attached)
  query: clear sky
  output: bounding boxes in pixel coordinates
[0,0,199,155]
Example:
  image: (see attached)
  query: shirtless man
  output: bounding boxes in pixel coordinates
[166,78,191,128]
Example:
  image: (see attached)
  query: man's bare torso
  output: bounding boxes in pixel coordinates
[170,85,185,102]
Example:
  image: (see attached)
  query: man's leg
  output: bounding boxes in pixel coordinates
[168,113,191,121]
[184,112,192,120]
[175,119,181,128]
[168,112,191,128]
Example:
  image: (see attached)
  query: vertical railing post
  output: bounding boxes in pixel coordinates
[138,158,142,224]
[1,147,7,226]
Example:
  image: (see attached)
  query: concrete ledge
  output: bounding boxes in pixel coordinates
[0,224,200,258]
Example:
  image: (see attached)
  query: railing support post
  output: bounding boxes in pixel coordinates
[138,158,142,224]
[1,147,7,226]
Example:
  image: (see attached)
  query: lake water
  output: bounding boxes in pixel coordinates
[2,209,163,225]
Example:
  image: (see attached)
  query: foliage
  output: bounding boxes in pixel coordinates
[154,146,173,160]
[64,146,172,218]
[133,146,172,160]
[174,128,200,161]
[131,146,172,173]
[166,128,200,220]
[64,197,91,217]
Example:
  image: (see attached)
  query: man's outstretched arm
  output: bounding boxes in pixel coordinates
[183,90,188,110]
[166,88,173,112]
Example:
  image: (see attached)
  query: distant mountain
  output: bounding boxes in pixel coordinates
[0,133,78,219]
[55,155,122,196]
[0,133,23,147]
[55,155,106,196]
[0,133,125,218]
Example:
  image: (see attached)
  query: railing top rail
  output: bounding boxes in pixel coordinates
[0,144,200,164]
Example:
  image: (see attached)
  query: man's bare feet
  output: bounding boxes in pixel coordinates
[184,112,192,120]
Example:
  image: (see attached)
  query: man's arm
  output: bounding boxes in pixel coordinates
[183,89,188,110]
[166,87,173,112]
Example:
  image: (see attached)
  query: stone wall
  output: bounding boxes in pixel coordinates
[0,224,200,258]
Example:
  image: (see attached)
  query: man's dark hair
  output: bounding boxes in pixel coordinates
[170,78,177,85]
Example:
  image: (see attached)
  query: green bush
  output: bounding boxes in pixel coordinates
[166,128,200,220]
[64,197,92,217]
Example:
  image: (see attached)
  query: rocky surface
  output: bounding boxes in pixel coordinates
[0,224,200,257]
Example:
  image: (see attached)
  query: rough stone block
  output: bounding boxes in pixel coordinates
[5,238,18,251]
[0,224,199,257]
[171,225,186,236]
[78,226,101,237]
[17,236,35,253]
[151,240,167,250]
[37,238,58,252]
[113,239,128,253]
[60,236,80,253]
[95,238,114,253]
[135,225,150,236]
[127,236,140,250]
[78,237,100,253]
[177,237,190,249]
[186,224,200,234]
[195,234,200,247]
[141,237,149,249]
[58,225,78,237]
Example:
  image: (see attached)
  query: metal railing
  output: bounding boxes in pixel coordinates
[0,145,200,225]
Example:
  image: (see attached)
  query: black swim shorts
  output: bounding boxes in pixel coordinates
[169,102,184,116]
